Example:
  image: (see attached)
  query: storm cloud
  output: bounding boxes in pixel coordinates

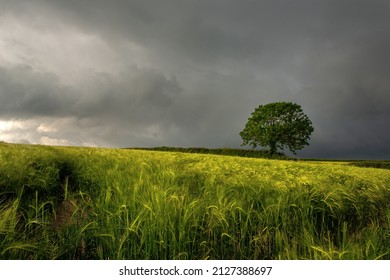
[0,0,389,159]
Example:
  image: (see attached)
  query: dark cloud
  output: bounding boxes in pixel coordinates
[0,63,183,146]
[0,65,73,117]
[0,0,390,158]
[74,66,181,121]
[294,27,390,159]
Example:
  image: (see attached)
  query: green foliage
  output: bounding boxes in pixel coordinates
[0,144,389,260]
[240,102,314,155]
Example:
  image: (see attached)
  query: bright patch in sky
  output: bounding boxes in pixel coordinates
[0,120,22,132]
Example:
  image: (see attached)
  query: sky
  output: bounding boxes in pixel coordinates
[0,0,389,159]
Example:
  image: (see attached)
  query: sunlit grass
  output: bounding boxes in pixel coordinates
[0,143,389,259]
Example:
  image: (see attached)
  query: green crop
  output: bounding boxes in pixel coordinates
[0,143,389,259]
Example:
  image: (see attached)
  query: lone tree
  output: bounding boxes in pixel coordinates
[240,102,314,155]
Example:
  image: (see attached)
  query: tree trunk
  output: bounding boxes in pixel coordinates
[269,142,277,157]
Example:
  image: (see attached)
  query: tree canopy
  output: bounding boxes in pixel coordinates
[239,102,314,155]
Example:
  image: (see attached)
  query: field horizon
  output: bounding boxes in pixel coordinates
[0,143,389,259]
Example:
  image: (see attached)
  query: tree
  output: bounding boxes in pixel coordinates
[239,102,314,155]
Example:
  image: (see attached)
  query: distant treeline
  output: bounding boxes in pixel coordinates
[129,146,291,159]
[348,161,390,170]
[301,158,390,169]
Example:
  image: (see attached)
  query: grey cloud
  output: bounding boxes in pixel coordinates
[5,1,312,65]
[75,66,182,126]
[0,63,181,118]
[0,63,183,147]
[295,32,390,158]
[0,65,74,117]
[1,0,390,158]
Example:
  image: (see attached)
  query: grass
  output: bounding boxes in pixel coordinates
[129,146,290,159]
[0,143,389,259]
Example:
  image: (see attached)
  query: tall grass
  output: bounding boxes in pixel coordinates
[0,143,389,259]
[130,146,289,159]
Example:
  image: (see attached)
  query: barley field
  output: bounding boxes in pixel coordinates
[0,143,389,259]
